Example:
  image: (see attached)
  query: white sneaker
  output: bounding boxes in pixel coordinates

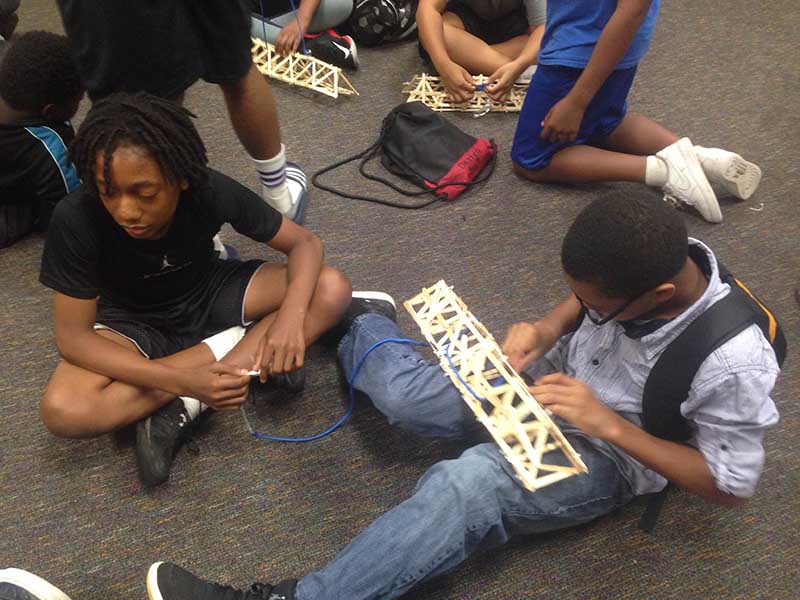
[284,161,309,224]
[656,138,722,223]
[694,146,762,200]
[0,569,72,600]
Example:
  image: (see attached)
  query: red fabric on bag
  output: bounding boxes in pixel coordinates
[424,138,496,200]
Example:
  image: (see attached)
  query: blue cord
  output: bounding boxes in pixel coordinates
[244,337,426,443]
[259,0,309,56]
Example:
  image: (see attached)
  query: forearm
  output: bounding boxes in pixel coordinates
[535,293,582,341]
[294,0,320,29]
[417,1,453,69]
[56,329,188,396]
[568,0,651,108]
[605,417,745,506]
[513,24,545,68]
[279,233,324,322]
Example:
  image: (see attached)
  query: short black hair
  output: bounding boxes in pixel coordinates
[0,31,82,113]
[70,92,208,195]
[561,196,689,299]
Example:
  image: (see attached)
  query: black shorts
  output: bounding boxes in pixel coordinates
[95,259,264,360]
[58,0,254,100]
[419,1,529,62]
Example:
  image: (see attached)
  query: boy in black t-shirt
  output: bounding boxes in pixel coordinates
[0,31,83,248]
[39,93,352,487]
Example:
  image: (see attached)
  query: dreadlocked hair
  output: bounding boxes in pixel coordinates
[70,92,208,196]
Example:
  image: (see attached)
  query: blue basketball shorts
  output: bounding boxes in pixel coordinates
[511,64,638,170]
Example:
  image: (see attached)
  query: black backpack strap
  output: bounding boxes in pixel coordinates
[642,289,756,441]
[638,483,671,534]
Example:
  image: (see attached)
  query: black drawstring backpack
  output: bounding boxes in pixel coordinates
[312,102,497,209]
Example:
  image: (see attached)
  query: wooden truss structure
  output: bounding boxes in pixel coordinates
[403,73,527,113]
[251,38,358,99]
[404,280,588,492]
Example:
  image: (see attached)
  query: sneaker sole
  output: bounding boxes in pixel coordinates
[352,291,396,308]
[720,155,762,200]
[0,569,72,600]
[146,562,165,600]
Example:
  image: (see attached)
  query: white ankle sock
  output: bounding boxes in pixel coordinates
[180,326,248,418]
[253,144,292,213]
[645,155,668,187]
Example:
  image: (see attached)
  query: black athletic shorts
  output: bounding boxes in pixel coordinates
[418,1,529,62]
[95,259,264,360]
[57,0,254,100]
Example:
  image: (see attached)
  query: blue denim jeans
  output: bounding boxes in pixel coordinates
[296,315,635,600]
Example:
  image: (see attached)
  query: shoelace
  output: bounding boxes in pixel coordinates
[662,193,684,209]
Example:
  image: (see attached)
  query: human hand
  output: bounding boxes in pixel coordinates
[439,61,475,103]
[529,373,623,440]
[486,61,524,103]
[253,311,306,382]
[276,21,304,55]
[540,95,586,144]
[501,321,557,372]
[178,363,250,410]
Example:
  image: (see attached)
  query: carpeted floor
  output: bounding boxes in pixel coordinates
[1,1,798,599]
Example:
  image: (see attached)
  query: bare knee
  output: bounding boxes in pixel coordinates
[513,160,548,182]
[41,388,100,439]
[315,266,352,317]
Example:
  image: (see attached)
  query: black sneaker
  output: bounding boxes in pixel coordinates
[0,568,72,600]
[304,29,359,70]
[146,562,297,600]
[136,399,197,488]
[326,291,397,343]
[270,366,306,395]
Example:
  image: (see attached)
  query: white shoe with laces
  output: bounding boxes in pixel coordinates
[657,138,722,223]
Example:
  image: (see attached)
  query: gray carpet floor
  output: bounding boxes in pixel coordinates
[1,1,798,599]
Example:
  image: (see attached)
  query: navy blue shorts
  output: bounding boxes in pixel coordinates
[511,65,637,170]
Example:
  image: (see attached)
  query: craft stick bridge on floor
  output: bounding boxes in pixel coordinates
[251,38,358,99]
[403,73,528,113]
[405,280,588,492]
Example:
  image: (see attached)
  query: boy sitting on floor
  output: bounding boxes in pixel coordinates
[0,31,82,248]
[146,195,782,600]
[38,92,351,487]
[511,0,761,223]
[417,0,546,102]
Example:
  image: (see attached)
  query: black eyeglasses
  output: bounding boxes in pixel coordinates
[575,290,646,326]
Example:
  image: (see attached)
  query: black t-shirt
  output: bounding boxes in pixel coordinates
[0,118,78,226]
[40,168,282,312]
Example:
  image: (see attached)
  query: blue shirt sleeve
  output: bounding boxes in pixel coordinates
[682,325,780,498]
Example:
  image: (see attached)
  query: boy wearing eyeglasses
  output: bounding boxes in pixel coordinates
[147,195,781,600]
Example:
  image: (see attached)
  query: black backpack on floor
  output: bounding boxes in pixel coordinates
[312,102,496,208]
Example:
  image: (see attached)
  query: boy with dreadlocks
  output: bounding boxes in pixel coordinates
[0,31,83,248]
[38,92,351,487]
[56,0,308,223]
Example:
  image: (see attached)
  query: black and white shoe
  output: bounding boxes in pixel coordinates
[304,29,359,70]
[146,562,297,600]
[135,399,197,488]
[270,366,306,395]
[285,161,308,224]
[326,291,397,343]
[0,569,72,600]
